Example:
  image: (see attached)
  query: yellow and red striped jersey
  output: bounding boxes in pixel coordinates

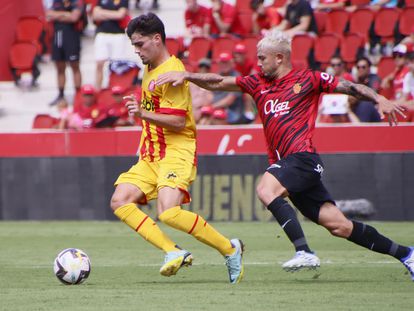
[139,55,196,162]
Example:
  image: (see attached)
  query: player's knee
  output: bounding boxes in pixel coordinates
[326,220,353,238]
[256,183,269,203]
[110,194,129,212]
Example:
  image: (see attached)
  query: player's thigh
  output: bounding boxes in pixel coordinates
[94,33,110,61]
[114,160,159,205]
[157,157,196,211]
[110,182,145,211]
[256,171,288,205]
[107,34,127,60]
[289,181,335,223]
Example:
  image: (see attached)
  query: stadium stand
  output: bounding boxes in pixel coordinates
[9,42,40,86]
[32,114,58,129]
[325,9,350,38]
[349,8,375,44]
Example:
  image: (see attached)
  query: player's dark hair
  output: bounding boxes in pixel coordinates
[356,56,372,67]
[250,0,264,10]
[126,13,166,43]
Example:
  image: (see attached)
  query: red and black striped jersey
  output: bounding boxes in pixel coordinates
[236,69,338,163]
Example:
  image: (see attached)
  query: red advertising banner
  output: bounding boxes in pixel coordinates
[0,124,413,157]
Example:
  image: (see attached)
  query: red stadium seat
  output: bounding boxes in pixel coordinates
[15,16,45,54]
[108,66,139,89]
[314,33,340,69]
[314,11,327,34]
[9,42,40,85]
[241,36,259,63]
[376,56,395,80]
[349,8,375,44]
[325,9,350,38]
[373,8,401,43]
[340,33,364,66]
[238,12,254,35]
[211,36,238,61]
[291,34,314,69]
[187,37,211,64]
[399,8,414,37]
[32,114,59,129]
[165,38,182,56]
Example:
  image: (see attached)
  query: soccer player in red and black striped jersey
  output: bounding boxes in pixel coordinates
[156,30,414,280]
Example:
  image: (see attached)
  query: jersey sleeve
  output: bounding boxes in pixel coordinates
[313,71,339,94]
[236,75,258,96]
[158,83,189,116]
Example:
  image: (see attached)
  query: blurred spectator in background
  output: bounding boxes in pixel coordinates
[99,85,136,127]
[46,0,83,106]
[369,0,397,10]
[401,26,414,46]
[92,0,130,90]
[233,43,257,76]
[355,57,380,91]
[395,51,414,121]
[135,0,159,10]
[73,84,100,128]
[184,0,209,45]
[381,44,410,100]
[273,0,318,38]
[250,0,282,36]
[329,56,354,81]
[312,0,346,11]
[55,97,83,130]
[317,94,360,123]
[350,57,381,122]
[212,52,248,124]
[206,0,245,38]
[190,58,214,124]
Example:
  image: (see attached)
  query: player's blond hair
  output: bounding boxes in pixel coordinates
[257,30,291,59]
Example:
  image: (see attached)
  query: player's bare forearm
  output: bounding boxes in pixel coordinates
[156,72,241,92]
[141,111,185,132]
[334,79,380,103]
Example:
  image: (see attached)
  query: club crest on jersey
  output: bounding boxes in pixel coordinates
[293,83,302,94]
[148,80,156,92]
[166,172,177,179]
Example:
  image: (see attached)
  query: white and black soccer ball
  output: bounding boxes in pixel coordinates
[53,248,91,285]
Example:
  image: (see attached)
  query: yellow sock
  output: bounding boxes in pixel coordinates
[114,203,178,252]
[159,206,234,256]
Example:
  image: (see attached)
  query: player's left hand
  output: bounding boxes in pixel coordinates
[124,95,142,118]
[376,96,406,126]
[156,71,187,87]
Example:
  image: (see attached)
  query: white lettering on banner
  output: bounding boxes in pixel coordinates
[217,134,253,155]
[264,99,290,117]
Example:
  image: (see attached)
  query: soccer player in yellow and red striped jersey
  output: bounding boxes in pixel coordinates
[110,13,244,284]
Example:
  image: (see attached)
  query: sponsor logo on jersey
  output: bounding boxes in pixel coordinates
[293,83,302,94]
[264,98,290,117]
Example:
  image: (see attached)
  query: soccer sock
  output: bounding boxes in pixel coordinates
[159,206,234,256]
[58,88,64,98]
[267,197,312,253]
[114,203,178,252]
[347,221,410,260]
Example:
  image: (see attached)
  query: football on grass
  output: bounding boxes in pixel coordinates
[53,248,91,285]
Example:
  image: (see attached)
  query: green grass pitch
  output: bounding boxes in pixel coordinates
[1,221,413,311]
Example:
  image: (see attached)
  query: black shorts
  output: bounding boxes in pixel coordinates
[266,152,335,223]
[52,29,81,62]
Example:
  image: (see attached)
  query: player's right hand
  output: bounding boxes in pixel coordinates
[123,95,142,118]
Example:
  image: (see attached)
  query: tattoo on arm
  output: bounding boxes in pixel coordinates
[334,79,379,102]
[187,73,224,90]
